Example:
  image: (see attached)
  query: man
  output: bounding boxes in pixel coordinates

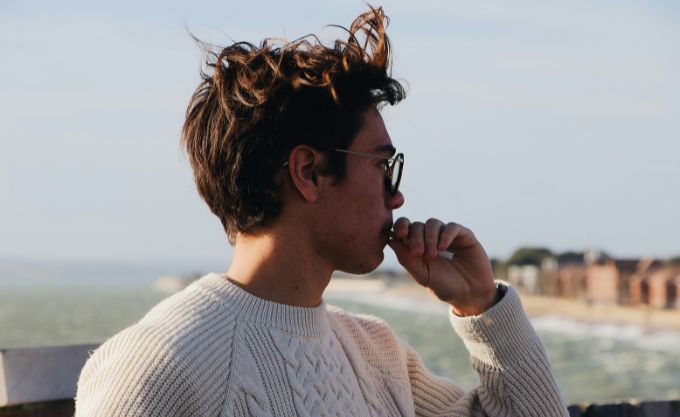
[75,7,568,417]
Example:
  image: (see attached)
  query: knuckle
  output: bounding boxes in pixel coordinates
[426,231,437,242]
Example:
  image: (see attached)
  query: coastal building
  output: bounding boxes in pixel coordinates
[507,264,540,294]
[668,273,680,309]
[645,266,680,309]
[152,273,202,293]
[552,252,587,299]
[628,259,664,306]
[585,258,640,305]
[557,265,587,299]
[489,258,506,280]
[538,257,560,296]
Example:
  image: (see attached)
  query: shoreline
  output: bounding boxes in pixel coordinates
[326,278,680,332]
[517,292,680,332]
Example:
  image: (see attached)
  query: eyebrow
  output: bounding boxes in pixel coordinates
[372,144,397,156]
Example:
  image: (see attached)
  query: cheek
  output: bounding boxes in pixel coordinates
[332,171,386,238]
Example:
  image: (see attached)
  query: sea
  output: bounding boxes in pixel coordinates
[2,279,680,406]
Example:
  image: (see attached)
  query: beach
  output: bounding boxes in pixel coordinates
[326,277,680,331]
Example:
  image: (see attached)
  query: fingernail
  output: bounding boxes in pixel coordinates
[437,250,453,260]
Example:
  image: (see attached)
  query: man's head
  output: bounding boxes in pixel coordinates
[181,7,405,253]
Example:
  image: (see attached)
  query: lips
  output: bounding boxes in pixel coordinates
[381,220,394,242]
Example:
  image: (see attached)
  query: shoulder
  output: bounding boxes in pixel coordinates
[83,274,240,375]
[76,275,239,416]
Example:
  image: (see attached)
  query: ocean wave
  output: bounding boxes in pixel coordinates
[327,291,680,353]
[325,291,448,316]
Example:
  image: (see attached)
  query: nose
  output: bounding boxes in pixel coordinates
[386,189,405,210]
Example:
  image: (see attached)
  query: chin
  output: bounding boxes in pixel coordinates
[337,252,385,275]
[335,238,387,274]
[358,251,385,274]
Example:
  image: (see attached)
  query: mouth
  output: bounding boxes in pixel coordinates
[381,220,394,243]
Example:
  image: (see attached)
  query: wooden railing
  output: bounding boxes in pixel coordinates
[568,401,680,416]
[3,398,680,417]
[0,400,73,417]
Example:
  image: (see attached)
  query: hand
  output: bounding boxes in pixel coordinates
[387,218,498,316]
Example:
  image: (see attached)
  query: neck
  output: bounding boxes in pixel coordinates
[226,230,333,307]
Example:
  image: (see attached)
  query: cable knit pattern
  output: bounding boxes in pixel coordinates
[75,273,568,417]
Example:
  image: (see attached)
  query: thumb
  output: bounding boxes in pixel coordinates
[388,239,429,286]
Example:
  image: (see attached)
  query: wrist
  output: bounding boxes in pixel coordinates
[451,285,504,317]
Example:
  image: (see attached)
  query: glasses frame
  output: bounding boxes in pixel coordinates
[332,149,404,196]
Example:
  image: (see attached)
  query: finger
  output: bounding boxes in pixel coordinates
[391,217,410,240]
[445,224,478,251]
[438,222,462,251]
[424,218,444,259]
[387,240,429,286]
[408,222,425,256]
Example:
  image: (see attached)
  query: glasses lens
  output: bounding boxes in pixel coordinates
[384,172,394,194]
[387,154,403,195]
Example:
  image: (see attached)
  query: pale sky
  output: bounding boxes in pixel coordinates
[1,0,679,269]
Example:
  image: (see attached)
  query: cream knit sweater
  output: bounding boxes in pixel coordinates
[75,273,568,417]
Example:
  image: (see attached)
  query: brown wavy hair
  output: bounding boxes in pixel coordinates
[181,6,406,243]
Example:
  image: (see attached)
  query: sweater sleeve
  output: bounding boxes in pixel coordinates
[74,282,238,417]
[74,326,201,417]
[408,284,569,417]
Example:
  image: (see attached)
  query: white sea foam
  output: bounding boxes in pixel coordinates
[328,291,680,353]
[527,315,680,352]
[531,316,644,340]
[325,291,448,316]
[633,330,680,352]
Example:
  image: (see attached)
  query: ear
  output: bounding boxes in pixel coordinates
[287,145,324,203]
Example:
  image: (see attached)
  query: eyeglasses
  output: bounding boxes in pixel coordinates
[281,148,405,195]
[332,149,404,196]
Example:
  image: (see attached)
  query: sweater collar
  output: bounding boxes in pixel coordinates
[193,273,329,338]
